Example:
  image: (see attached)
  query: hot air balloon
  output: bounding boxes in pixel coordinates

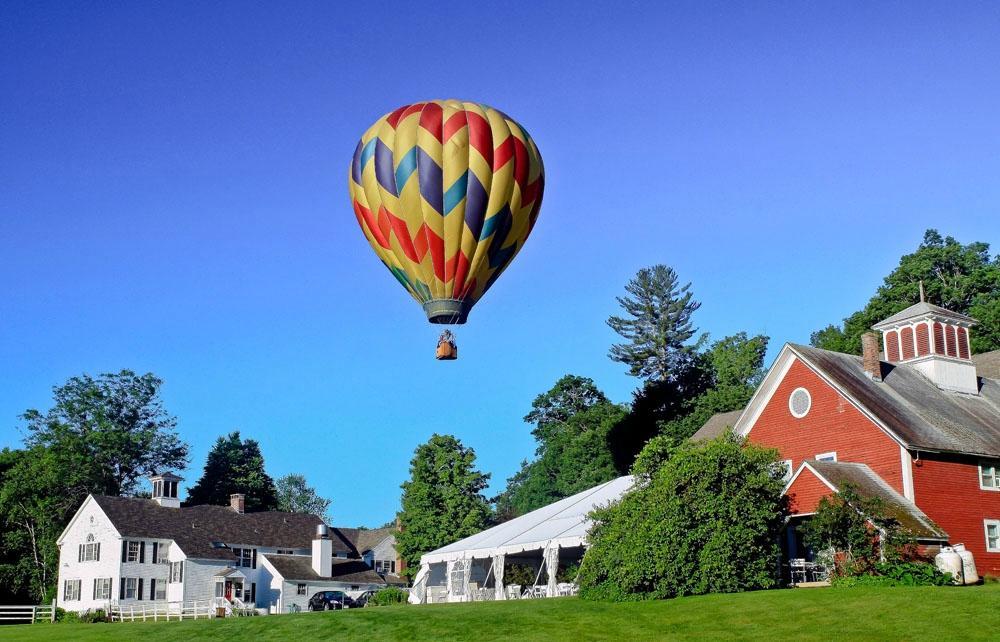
[348,100,544,359]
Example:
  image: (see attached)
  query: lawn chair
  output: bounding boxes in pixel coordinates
[789,558,808,585]
[506,584,521,600]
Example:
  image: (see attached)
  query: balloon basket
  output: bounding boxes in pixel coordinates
[435,330,458,361]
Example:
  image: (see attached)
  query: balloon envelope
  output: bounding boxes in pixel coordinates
[349,100,544,324]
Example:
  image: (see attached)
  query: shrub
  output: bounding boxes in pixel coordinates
[54,608,76,623]
[802,484,924,577]
[80,608,109,623]
[504,563,540,588]
[578,433,787,601]
[367,587,408,606]
[832,561,951,587]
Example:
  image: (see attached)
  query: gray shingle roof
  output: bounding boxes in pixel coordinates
[91,496,331,560]
[691,409,744,442]
[973,350,1000,379]
[348,526,396,553]
[873,302,977,328]
[803,460,948,541]
[791,344,1000,458]
[263,554,386,584]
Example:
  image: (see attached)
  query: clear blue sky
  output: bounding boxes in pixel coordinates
[2,2,999,527]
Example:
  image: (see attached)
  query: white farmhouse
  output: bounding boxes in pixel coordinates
[56,473,387,614]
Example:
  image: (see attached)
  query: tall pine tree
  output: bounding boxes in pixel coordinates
[607,265,701,382]
[186,432,278,511]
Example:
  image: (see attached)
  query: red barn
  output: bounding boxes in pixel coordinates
[694,301,1000,576]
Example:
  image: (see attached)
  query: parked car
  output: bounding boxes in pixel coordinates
[352,590,378,608]
[308,590,348,611]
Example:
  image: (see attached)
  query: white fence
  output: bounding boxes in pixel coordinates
[0,601,57,624]
[109,600,216,622]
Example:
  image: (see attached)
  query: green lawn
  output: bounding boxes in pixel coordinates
[4,585,999,641]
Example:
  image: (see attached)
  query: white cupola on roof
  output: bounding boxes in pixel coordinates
[872,294,979,395]
[150,472,182,508]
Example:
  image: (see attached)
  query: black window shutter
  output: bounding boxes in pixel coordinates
[152,542,158,564]
[139,542,145,563]
[137,578,143,601]
[78,544,83,563]
[119,580,125,600]
[251,582,256,604]
[93,578,97,599]
[252,549,257,569]
[121,540,127,563]
[96,542,101,561]
[149,579,156,600]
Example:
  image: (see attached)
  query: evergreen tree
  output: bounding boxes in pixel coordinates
[607,265,702,382]
[812,230,1000,354]
[276,474,331,522]
[186,431,278,511]
[608,333,768,473]
[396,434,491,578]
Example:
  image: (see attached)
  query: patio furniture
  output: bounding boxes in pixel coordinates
[557,583,577,596]
[789,558,808,585]
[506,585,521,600]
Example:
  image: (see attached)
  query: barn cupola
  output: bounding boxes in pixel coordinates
[871,294,979,395]
[150,472,182,508]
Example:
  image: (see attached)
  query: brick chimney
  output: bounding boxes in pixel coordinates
[230,493,245,514]
[862,332,882,382]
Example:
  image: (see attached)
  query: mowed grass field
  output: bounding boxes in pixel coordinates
[3,585,999,641]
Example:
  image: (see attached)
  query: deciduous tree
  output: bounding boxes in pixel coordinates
[812,230,1000,354]
[396,434,491,578]
[22,370,188,496]
[276,473,331,522]
[578,434,786,601]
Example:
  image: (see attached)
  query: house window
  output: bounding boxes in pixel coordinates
[80,534,100,562]
[297,583,307,595]
[126,541,141,562]
[375,559,396,574]
[93,577,111,600]
[154,580,166,601]
[276,549,294,555]
[151,542,162,564]
[788,388,811,418]
[124,577,138,599]
[169,561,184,583]
[986,520,1000,553]
[63,579,81,601]
[815,452,837,462]
[980,463,999,490]
[234,548,254,568]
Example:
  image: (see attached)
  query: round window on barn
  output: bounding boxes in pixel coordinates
[789,387,811,418]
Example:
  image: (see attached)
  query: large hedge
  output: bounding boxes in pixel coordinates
[578,434,787,601]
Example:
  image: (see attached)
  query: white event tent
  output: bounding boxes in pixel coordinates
[409,475,634,604]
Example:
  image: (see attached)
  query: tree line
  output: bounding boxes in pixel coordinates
[0,373,331,604]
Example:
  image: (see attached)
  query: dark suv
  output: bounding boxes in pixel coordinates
[308,590,348,611]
